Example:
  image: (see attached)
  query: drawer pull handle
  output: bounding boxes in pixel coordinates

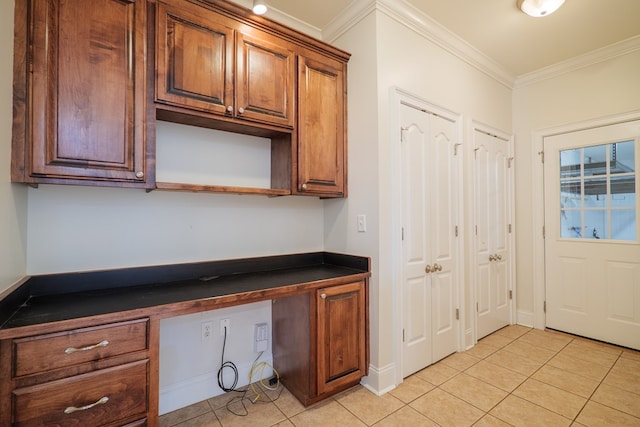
[64,340,109,354]
[321,293,327,299]
[64,396,109,414]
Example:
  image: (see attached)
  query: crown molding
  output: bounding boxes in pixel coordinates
[264,8,323,39]
[323,0,516,89]
[515,35,640,88]
[227,0,323,39]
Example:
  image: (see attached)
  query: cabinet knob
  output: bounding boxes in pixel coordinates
[320,293,327,299]
[425,264,432,273]
[238,107,245,114]
[135,171,144,179]
[227,105,233,113]
[302,183,307,190]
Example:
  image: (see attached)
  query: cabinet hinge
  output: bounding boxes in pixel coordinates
[475,225,478,235]
[542,226,546,239]
[400,127,408,142]
[539,151,544,163]
[402,227,405,241]
[508,224,512,233]
[455,225,458,237]
[544,301,547,313]
[402,328,405,342]
[454,143,462,156]
[508,157,514,168]
[509,290,513,300]
[476,302,479,312]
[455,308,459,320]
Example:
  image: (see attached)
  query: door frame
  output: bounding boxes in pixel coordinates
[469,120,516,343]
[390,87,464,383]
[531,110,640,330]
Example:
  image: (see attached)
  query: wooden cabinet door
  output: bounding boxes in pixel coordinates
[235,30,295,128]
[28,0,147,182]
[156,0,234,116]
[296,54,347,197]
[316,282,366,395]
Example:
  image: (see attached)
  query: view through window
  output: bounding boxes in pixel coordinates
[559,140,636,241]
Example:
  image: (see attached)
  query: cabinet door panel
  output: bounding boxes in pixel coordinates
[316,282,365,394]
[30,0,146,181]
[236,31,294,128]
[156,0,234,115]
[297,55,346,197]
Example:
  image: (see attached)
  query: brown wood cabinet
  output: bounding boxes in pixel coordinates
[6,319,150,426]
[295,52,348,197]
[0,253,369,425]
[273,281,368,405]
[155,0,295,130]
[11,0,350,196]
[11,0,150,187]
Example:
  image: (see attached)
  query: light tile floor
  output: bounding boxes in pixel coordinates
[159,325,640,426]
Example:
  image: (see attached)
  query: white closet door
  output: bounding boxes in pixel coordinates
[400,101,459,376]
[475,129,512,339]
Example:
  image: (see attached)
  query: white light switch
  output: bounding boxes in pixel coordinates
[357,214,367,232]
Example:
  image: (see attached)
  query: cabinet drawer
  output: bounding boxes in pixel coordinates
[13,360,148,426]
[13,319,148,377]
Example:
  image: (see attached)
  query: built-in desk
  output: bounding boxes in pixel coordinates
[0,252,370,426]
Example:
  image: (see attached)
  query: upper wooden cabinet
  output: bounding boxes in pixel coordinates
[11,0,149,187]
[156,0,295,129]
[295,53,347,197]
[11,0,350,196]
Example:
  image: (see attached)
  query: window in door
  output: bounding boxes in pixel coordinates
[559,140,636,241]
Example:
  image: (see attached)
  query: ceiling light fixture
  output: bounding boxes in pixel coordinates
[517,0,565,17]
[252,0,267,15]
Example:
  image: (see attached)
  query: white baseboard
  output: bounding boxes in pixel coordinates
[516,310,534,328]
[361,363,396,396]
[464,328,474,350]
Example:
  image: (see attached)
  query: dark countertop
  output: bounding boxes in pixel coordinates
[0,252,370,332]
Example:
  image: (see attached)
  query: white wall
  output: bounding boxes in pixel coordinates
[0,0,27,296]
[332,6,513,393]
[513,48,640,325]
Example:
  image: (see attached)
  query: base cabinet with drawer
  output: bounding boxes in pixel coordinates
[272,281,368,406]
[3,319,150,426]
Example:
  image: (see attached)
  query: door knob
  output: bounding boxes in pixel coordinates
[489,254,496,262]
[425,264,433,273]
[433,263,443,272]
[497,254,503,261]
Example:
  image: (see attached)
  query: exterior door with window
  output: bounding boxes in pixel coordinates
[544,120,640,350]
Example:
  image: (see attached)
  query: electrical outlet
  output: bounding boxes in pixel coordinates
[220,318,230,336]
[254,322,268,352]
[201,322,212,341]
